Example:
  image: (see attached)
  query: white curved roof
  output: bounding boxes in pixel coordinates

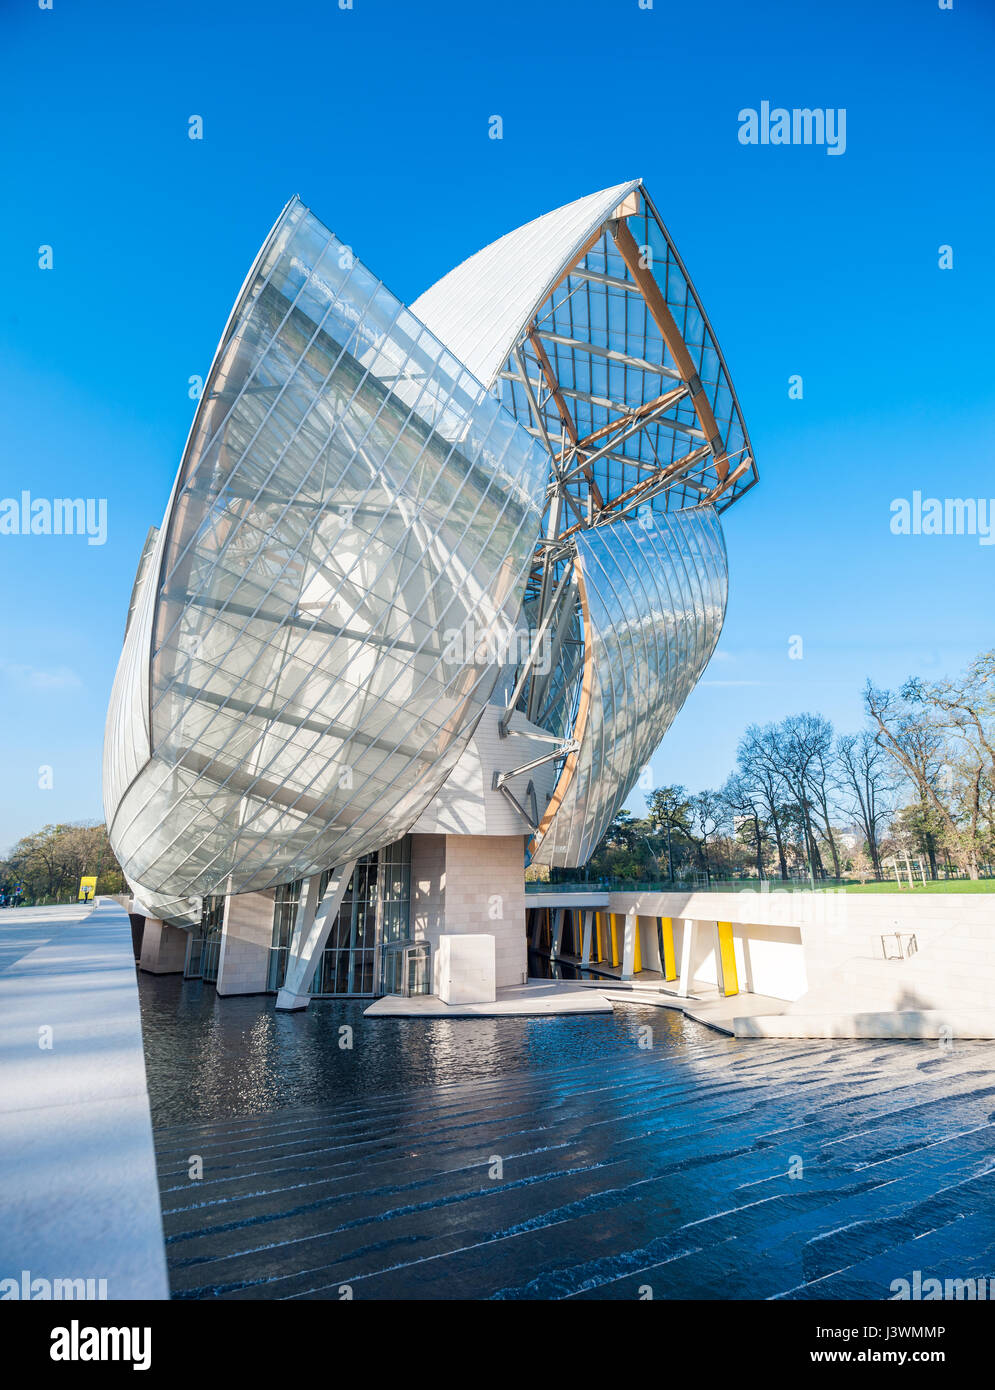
[411,179,641,388]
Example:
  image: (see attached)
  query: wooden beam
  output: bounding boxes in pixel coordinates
[554,447,713,542]
[610,220,729,480]
[528,326,579,445]
[702,455,752,505]
[527,326,604,510]
[571,386,688,453]
[596,445,713,518]
[528,555,594,857]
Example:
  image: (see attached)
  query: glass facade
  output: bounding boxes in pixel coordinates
[184,893,225,982]
[105,182,757,914]
[131,881,202,931]
[267,836,411,997]
[378,836,412,948]
[412,182,751,869]
[529,506,727,867]
[495,186,755,521]
[104,197,550,902]
[380,940,432,997]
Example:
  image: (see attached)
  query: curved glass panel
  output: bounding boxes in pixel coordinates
[105,198,549,898]
[529,505,727,868]
[129,881,202,932]
[103,523,165,823]
[497,185,757,518]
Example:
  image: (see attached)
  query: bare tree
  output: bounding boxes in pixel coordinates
[735,724,792,880]
[865,681,977,878]
[690,789,725,884]
[911,652,995,769]
[766,714,835,882]
[836,730,894,876]
[721,773,769,880]
[805,720,843,880]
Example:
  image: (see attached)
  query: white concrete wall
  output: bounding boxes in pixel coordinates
[609,889,995,1011]
[612,905,806,1000]
[680,918,721,991]
[216,890,275,996]
[636,916,662,973]
[735,921,808,1001]
[411,707,556,836]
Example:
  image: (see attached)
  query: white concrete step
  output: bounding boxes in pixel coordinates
[735,1009,995,1040]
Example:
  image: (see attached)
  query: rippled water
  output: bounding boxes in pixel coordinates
[140,972,698,1126]
[140,974,995,1300]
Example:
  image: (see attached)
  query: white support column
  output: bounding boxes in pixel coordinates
[677,917,697,997]
[713,922,729,996]
[621,906,638,980]
[580,909,592,966]
[550,907,565,961]
[275,862,356,1011]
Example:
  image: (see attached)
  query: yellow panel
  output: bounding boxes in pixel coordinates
[717,921,739,996]
[633,915,642,973]
[609,913,619,968]
[660,917,677,980]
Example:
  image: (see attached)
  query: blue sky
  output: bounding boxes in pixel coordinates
[0,0,992,850]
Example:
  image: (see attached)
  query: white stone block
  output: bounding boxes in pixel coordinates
[435,933,496,1005]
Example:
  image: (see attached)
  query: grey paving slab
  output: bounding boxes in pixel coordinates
[0,900,169,1299]
[364,980,614,1018]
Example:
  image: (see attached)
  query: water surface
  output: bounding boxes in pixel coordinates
[140,975,995,1300]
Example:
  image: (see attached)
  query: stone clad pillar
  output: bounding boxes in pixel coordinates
[138,918,188,974]
[216,890,277,996]
[410,833,527,989]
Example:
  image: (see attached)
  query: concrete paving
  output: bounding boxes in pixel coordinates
[364,979,614,1018]
[0,900,169,1299]
[364,974,790,1032]
[529,959,795,1035]
[602,983,791,1034]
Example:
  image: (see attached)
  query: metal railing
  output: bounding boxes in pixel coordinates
[380,940,432,997]
[527,876,817,894]
[527,873,995,894]
[881,932,918,960]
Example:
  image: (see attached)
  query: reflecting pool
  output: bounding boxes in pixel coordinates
[140,974,995,1301]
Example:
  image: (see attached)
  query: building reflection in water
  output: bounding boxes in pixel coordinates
[139,973,697,1127]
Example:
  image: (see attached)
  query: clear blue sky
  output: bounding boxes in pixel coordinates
[0,0,992,850]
